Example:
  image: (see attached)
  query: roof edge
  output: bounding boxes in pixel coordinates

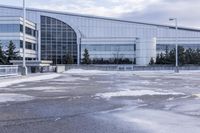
[0,4,200,32]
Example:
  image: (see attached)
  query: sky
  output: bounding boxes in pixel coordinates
[0,0,199,28]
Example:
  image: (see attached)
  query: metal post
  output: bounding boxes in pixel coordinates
[22,0,28,75]
[77,38,81,66]
[175,19,179,72]
[169,18,179,73]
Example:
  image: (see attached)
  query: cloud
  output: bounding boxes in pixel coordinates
[120,0,200,28]
[28,0,159,17]
[0,0,199,28]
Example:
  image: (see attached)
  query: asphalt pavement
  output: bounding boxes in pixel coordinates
[0,70,200,133]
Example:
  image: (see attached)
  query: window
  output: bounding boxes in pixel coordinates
[26,42,32,50]
[0,24,20,32]
[41,16,77,64]
[20,25,36,37]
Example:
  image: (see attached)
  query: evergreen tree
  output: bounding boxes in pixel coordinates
[82,49,90,64]
[149,57,155,65]
[178,46,186,65]
[66,53,74,64]
[196,49,200,64]
[5,41,19,64]
[156,54,160,64]
[160,52,165,64]
[0,43,6,65]
[164,45,170,64]
[185,48,193,64]
[168,48,176,65]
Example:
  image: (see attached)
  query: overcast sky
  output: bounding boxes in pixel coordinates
[0,0,199,28]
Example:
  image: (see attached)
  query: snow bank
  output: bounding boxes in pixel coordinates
[65,69,200,76]
[0,73,61,88]
[193,94,200,98]
[0,93,34,103]
[96,90,185,99]
[65,69,113,75]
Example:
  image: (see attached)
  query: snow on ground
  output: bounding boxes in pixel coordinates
[170,103,200,116]
[193,94,200,98]
[65,69,200,76]
[53,75,89,82]
[96,89,185,99]
[65,69,109,74]
[65,69,134,76]
[0,93,34,103]
[110,108,200,133]
[0,73,61,88]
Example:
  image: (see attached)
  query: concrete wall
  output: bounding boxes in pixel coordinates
[56,65,66,73]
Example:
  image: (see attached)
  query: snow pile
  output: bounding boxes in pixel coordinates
[0,93,34,103]
[65,69,134,76]
[193,94,200,98]
[65,69,107,74]
[0,73,61,88]
[65,69,114,75]
[96,90,185,99]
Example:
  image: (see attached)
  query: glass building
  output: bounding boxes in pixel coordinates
[41,16,77,64]
[1,5,200,65]
[0,16,38,60]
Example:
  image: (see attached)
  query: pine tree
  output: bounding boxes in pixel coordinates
[178,46,186,65]
[149,57,155,65]
[0,43,6,65]
[160,52,165,64]
[168,48,175,65]
[185,48,193,64]
[82,49,90,64]
[196,49,200,65]
[156,54,160,64]
[5,41,19,64]
[164,45,170,64]
[66,53,74,64]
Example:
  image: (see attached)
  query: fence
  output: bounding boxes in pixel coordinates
[0,65,19,77]
[65,64,200,71]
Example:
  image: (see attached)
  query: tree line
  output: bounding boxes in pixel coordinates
[81,48,135,64]
[150,46,200,65]
[0,41,19,65]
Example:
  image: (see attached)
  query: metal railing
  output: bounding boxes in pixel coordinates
[65,64,200,71]
[0,65,19,77]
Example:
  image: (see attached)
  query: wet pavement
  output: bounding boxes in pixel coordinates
[0,70,200,133]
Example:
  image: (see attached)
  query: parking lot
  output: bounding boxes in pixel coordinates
[0,69,200,133]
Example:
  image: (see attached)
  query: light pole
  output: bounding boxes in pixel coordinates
[169,18,179,73]
[22,0,27,75]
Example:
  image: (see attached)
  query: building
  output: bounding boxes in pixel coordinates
[0,16,37,60]
[0,4,200,66]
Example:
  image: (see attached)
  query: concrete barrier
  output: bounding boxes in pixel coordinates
[56,65,65,73]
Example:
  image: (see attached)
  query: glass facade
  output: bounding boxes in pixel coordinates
[0,24,20,32]
[81,44,136,64]
[41,16,77,64]
[1,40,36,51]
[157,44,200,53]
[0,24,36,37]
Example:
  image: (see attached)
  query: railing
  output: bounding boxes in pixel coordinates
[0,65,19,77]
[65,64,200,71]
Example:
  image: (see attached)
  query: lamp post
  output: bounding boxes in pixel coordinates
[22,0,27,75]
[169,18,179,73]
